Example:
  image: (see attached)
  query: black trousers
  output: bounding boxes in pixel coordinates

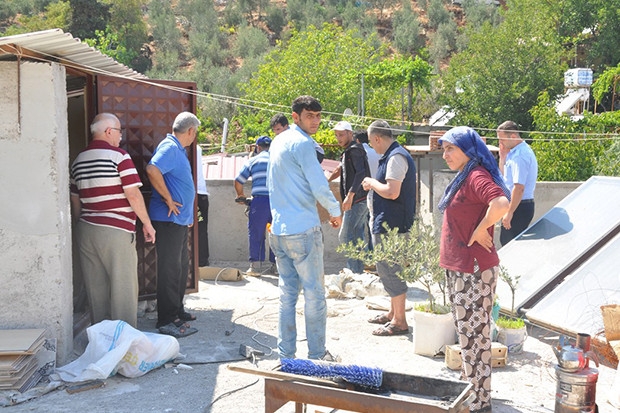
[197,194,210,266]
[153,221,189,327]
[500,200,535,246]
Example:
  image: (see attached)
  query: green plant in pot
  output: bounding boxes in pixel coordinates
[496,265,526,353]
[338,218,455,356]
[337,219,447,312]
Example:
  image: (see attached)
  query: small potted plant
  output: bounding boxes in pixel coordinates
[338,218,456,356]
[496,265,527,353]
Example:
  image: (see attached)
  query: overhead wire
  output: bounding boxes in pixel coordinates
[11,43,620,143]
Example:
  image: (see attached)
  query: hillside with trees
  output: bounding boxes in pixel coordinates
[1,0,619,180]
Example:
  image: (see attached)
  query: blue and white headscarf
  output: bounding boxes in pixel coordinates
[438,126,510,212]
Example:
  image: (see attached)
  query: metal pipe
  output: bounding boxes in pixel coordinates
[221,117,229,153]
[576,333,591,368]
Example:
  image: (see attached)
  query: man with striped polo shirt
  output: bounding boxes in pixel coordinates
[71,113,156,328]
[234,136,276,276]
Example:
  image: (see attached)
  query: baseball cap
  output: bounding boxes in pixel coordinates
[254,136,272,153]
[332,121,352,131]
[256,136,272,147]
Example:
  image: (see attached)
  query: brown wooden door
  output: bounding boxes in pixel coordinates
[96,76,198,299]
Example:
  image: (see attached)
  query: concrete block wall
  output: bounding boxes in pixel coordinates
[205,179,346,266]
[206,173,581,265]
[0,61,73,364]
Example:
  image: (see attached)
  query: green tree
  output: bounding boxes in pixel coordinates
[428,20,457,69]
[439,0,567,131]
[371,0,396,21]
[3,0,71,35]
[461,0,500,29]
[556,0,620,71]
[530,92,607,181]
[234,24,270,59]
[241,23,384,115]
[85,28,133,66]
[147,0,182,76]
[179,0,228,68]
[339,2,376,36]
[597,136,620,177]
[266,4,286,36]
[286,0,328,31]
[69,0,109,40]
[102,0,148,64]
[392,2,424,56]
[364,55,434,122]
[427,0,451,30]
[592,63,620,112]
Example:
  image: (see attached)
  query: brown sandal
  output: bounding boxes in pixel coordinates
[372,323,409,336]
[367,313,391,325]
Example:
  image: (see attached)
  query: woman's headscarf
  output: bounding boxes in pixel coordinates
[438,126,510,212]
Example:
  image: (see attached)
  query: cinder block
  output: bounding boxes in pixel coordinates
[445,343,508,370]
[491,356,507,368]
[445,344,462,370]
[492,342,507,358]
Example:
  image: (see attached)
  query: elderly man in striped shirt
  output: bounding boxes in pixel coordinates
[70,113,156,328]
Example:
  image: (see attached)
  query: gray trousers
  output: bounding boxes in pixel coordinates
[77,221,138,328]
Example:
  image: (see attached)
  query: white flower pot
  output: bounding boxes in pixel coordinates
[497,326,527,354]
[413,309,456,356]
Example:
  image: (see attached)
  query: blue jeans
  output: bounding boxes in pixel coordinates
[338,201,368,273]
[269,226,326,359]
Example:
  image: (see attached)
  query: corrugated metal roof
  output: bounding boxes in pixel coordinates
[0,29,145,79]
[200,152,340,180]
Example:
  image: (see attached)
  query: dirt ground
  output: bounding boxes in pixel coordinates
[2,261,618,413]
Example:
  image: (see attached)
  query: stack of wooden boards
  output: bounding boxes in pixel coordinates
[0,329,55,393]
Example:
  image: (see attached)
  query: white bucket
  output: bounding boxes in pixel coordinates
[497,326,527,354]
[413,310,456,357]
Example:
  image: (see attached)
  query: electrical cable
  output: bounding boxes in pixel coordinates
[205,377,260,411]
[225,304,265,336]
[9,43,620,144]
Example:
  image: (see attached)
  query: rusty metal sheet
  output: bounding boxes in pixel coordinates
[97,75,198,299]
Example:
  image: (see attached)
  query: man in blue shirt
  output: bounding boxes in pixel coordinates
[268,95,342,361]
[497,121,538,246]
[146,111,200,338]
[234,136,276,276]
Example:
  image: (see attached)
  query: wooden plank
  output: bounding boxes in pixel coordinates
[264,378,455,413]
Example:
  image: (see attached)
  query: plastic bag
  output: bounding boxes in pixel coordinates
[56,320,179,382]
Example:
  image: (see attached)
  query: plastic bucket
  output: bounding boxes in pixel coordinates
[413,310,456,357]
[497,326,527,354]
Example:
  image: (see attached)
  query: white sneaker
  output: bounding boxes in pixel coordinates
[319,350,341,363]
[245,262,261,277]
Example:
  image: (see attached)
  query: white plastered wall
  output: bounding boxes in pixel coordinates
[0,60,73,363]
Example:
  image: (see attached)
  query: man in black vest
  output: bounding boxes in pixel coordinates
[362,120,416,336]
[328,121,371,274]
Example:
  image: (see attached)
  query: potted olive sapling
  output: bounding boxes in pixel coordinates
[495,265,526,354]
[406,219,456,356]
[338,219,456,356]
